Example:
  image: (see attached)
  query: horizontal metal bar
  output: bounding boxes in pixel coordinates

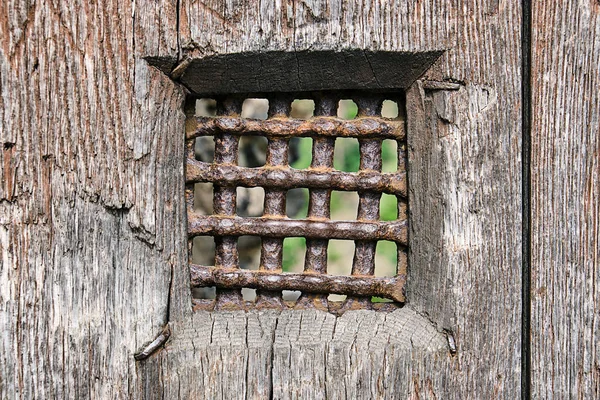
[189,264,406,302]
[186,159,407,196]
[186,116,405,140]
[188,215,408,244]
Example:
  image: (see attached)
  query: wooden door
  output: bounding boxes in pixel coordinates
[0,1,597,398]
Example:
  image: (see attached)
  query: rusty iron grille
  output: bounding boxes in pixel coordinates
[185,92,407,311]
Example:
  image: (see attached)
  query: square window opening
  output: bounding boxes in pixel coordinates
[185,91,409,311]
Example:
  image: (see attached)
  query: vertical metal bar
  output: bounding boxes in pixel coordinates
[257,95,292,307]
[297,94,337,309]
[352,96,382,277]
[345,96,382,308]
[304,94,337,273]
[213,97,244,309]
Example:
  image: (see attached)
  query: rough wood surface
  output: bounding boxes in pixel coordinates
[0,0,186,398]
[172,0,524,398]
[531,2,600,398]
[149,308,446,399]
[0,0,526,398]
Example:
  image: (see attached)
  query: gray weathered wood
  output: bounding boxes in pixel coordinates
[531,2,600,398]
[169,0,524,398]
[155,308,446,399]
[0,0,186,398]
[0,0,527,398]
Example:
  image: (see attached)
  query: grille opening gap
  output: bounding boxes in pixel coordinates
[289,137,313,169]
[195,98,217,117]
[382,139,398,173]
[381,99,399,119]
[375,240,397,277]
[193,182,214,214]
[194,137,215,162]
[328,294,347,302]
[286,188,309,219]
[236,187,265,217]
[327,239,354,276]
[238,235,262,270]
[380,193,398,221]
[337,99,358,119]
[282,290,302,302]
[193,286,217,300]
[241,98,269,119]
[238,136,268,167]
[192,236,216,266]
[242,288,257,302]
[333,137,360,172]
[191,235,217,300]
[290,99,315,119]
[330,191,359,220]
[283,237,306,273]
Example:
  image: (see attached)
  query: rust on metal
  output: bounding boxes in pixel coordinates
[134,325,171,361]
[188,215,408,244]
[186,91,408,310]
[187,116,406,140]
[189,264,406,303]
[186,160,407,196]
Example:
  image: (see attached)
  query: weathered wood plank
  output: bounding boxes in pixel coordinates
[0,0,185,398]
[155,309,446,399]
[0,0,525,398]
[176,1,524,397]
[531,2,600,398]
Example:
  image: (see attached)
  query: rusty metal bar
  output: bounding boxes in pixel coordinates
[296,94,339,308]
[212,97,244,307]
[256,95,293,306]
[185,160,407,197]
[188,215,408,244]
[304,95,337,275]
[352,97,383,278]
[189,264,406,303]
[187,91,409,309]
[186,116,405,140]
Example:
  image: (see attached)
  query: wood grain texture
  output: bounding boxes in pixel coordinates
[173,0,524,398]
[0,0,525,398]
[531,2,600,398]
[150,308,446,399]
[0,0,186,398]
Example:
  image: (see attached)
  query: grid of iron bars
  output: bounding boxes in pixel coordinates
[185,92,408,310]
